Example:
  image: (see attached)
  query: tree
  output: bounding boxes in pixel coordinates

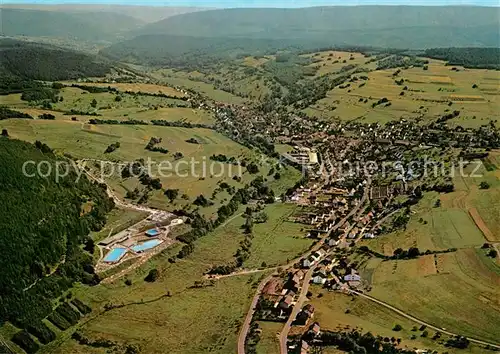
[480,181,490,190]
[421,330,429,337]
[392,324,403,331]
[144,269,159,282]
[115,95,122,102]
[90,98,98,108]
[164,189,179,201]
[487,249,497,258]
[1,129,8,137]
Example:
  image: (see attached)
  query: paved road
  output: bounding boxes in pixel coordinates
[237,273,275,354]
[349,290,500,350]
[278,269,314,354]
[237,178,371,354]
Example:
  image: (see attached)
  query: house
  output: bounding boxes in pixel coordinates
[344,274,361,282]
[279,294,294,310]
[328,238,339,247]
[303,304,315,317]
[302,257,315,269]
[312,273,327,285]
[310,322,321,337]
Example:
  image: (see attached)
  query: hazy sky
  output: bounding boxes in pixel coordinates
[4,0,500,6]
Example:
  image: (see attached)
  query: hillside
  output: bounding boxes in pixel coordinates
[133,6,500,49]
[100,34,328,69]
[0,4,210,23]
[0,39,111,94]
[0,8,144,41]
[0,137,114,327]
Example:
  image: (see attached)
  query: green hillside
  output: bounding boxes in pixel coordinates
[0,39,111,94]
[0,8,144,41]
[0,137,114,327]
[133,6,499,48]
[100,34,327,68]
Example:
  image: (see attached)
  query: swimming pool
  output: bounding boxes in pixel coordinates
[131,239,162,253]
[103,248,127,263]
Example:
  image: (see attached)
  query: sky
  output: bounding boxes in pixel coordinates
[3,0,500,6]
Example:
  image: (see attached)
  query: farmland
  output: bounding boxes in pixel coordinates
[353,155,500,344]
[310,289,489,354]
[304,56,500,128]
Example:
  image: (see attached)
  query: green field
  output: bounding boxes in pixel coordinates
[246,203,314,268]
[301,55,500,128]
[310,288,490,354]
[354,159,500,345]
[37,200,305,353]
[90,208,149,242]
[255,321,281,354]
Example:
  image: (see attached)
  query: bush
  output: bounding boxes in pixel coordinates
[392,324,403,331]
[480,181,490,190]
[145,269,159,282]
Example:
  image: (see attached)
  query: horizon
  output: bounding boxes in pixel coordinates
[2,0,500,7]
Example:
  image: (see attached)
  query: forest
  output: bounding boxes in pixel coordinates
[424,48,500,69]
[0,137,114,328]
[0,39,111,94]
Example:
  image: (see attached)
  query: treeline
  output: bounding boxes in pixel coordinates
[0,138,114,329]
[376,55,429,70]
[70,84,189,101]
[151,120,213,129]
[88,119,212,129]
[308,329,416,354]
[358,246,457,260]
[424,48,500,69]
[89,119,148,125]
[12,297,93,353]
[0,106,33,120]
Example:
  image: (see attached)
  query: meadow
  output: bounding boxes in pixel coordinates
[301,55,499,128]
[354,156,500,344]
[310,288,490,354]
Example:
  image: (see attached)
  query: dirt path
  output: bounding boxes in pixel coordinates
[349,290,500,349]
[469,207,496,242]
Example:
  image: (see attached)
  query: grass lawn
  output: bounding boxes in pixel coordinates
[246,203,314,268]
[365,248,500,344]
[310,288,489,354]
[255,321,281,354]
[90,208,149,242]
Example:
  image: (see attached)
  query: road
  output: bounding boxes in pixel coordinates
[278,269,314,354]
[349,290,500,350]
[237,273,275,354]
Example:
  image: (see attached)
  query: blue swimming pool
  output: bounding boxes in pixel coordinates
[131,239,162,253]
[103,248,127,263]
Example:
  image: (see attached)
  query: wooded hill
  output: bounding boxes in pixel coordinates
[132,6,500,48]
[0,137,114,327]
[0,39,111,94]
[0,8,144,41]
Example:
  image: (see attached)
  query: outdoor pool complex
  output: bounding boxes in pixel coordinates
[103,248,127,263]
[132,239,162,253]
